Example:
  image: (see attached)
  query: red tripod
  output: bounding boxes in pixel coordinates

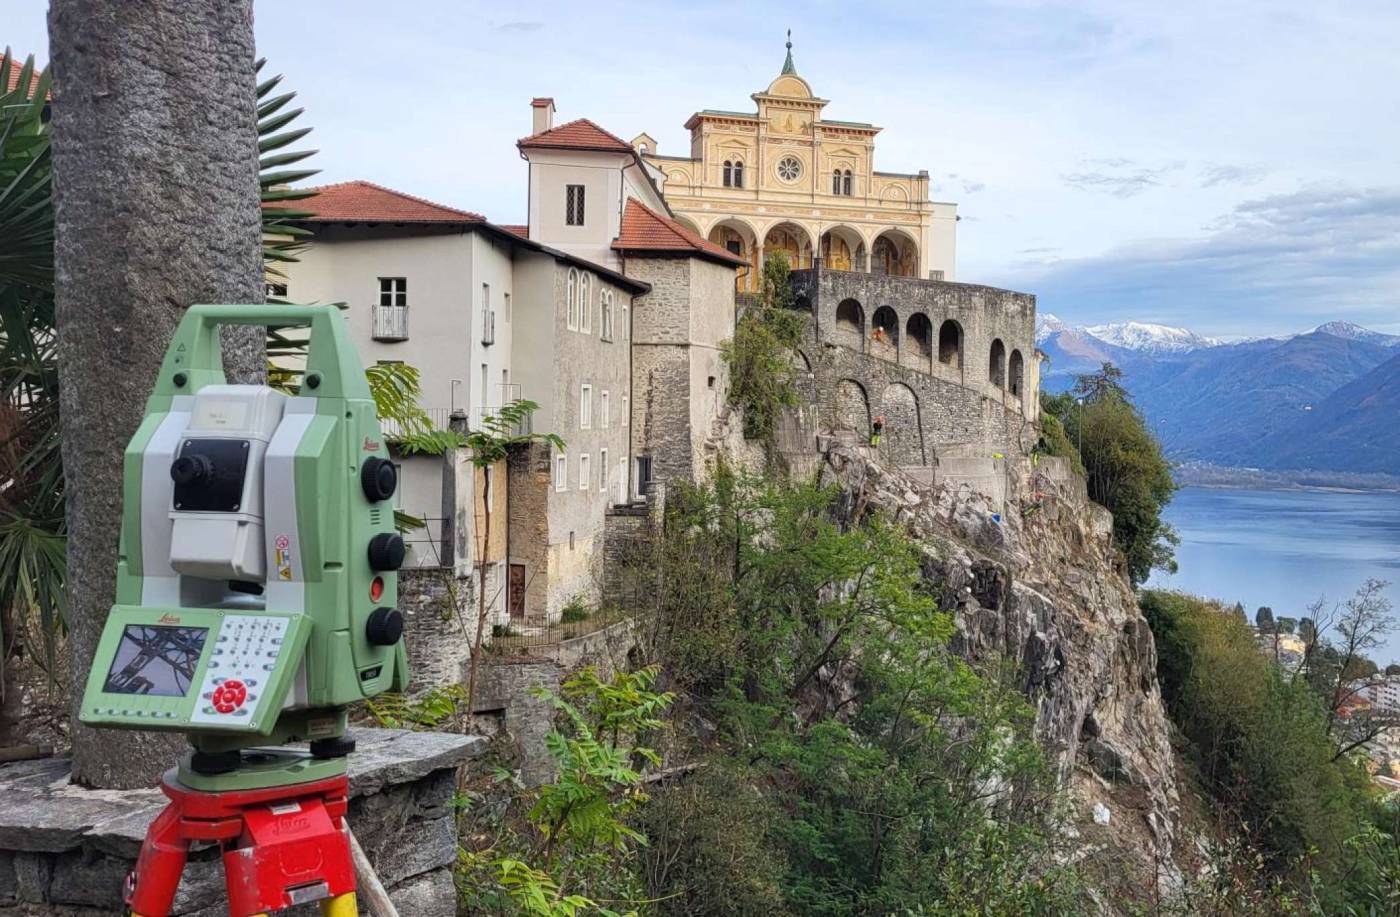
[126,772,357,917]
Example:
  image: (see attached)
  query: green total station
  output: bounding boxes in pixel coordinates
[79,304,409,790]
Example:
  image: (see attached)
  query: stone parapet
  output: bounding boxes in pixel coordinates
[0,729,484,915]
[786,268,1040,470]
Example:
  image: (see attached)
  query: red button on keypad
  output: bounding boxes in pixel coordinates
[211,679,248,714]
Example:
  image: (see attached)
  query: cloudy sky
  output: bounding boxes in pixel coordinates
[9,0,1400,337]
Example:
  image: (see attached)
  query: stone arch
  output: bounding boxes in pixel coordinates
[665,170,692,194]
[938,319,963,368]
[871,305,899,361]
[673,214,702,235]
[834,298,864,351]
[989,338,1006,388]
[1009,349,1025,400]
[904,313,932,372]
[763,221,815,271]
[820,224,865,272]
[708,218,760,292]
[872,229,918,278]
[835,379,871,439]
[879,382,926,466]
[880,184,910,204]
[790,348,812,374]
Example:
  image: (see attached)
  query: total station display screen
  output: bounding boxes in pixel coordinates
[102,625,208,696]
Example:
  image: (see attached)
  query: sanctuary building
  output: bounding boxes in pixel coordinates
[637,37,958,290]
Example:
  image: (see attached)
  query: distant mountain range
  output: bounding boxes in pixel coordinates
[1038,316,1400,478]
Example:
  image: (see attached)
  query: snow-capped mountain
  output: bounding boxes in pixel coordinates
[1035,312,1072,345]
[1311,321,1400,348]
[1082,321,1221,354]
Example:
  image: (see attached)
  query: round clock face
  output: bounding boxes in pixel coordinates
[776,156,803,182]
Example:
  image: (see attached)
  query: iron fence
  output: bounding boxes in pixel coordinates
[486,604,630,656]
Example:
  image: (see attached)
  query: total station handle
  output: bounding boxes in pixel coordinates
[150,303,373,405]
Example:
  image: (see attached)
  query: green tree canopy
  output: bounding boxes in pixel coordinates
[721,253,806,442]
[1041,363,1178,584]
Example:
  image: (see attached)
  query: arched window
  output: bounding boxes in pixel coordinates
[733,161,744,188]
[723,160,733,188]
[906,313,932,358]
[989,339,1006,388]
[871,306,899,359]
[601,290,615,341]
[566,269,579,330]
[836,299,864,329]
[579,274,592,333]
[832,170,842,195]
[842,170,852,196]
[1009,349,1025,398]
[938,320,963,367]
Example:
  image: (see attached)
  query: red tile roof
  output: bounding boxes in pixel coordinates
[518,118,634,154]
[3,53,47,98]
[613,199,746,267]
[498,224,529,240]
[280,180,485,224]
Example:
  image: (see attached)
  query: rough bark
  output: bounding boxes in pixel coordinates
[49,0,265,788]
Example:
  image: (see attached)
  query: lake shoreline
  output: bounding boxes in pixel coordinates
[1173,463,1400,494]
[1150,485,1400,665]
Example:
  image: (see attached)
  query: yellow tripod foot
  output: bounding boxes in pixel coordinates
[321,891,358,916]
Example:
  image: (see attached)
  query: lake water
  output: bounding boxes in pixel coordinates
[1147,486,1400,664]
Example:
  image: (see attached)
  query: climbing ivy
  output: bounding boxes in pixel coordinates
[721,254,807,442]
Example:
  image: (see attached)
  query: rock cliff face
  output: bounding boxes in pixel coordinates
[818,444,1180,885]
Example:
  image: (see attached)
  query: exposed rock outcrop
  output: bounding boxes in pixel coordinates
[818,444,1180,888]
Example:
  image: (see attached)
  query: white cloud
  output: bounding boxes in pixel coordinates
[1003,185,1400,336]
[10,0,1400,336]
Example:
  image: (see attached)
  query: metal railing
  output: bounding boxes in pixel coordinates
[487,604,629,656]
[372,304,409,341]
[471,405,531,435]
[380,407,456,441]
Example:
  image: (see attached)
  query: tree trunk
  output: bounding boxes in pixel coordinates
[50,0,265,788]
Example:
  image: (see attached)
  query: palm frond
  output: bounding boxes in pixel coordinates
[0,49,63,691]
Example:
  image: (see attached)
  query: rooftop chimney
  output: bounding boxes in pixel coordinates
[531,97,555,136]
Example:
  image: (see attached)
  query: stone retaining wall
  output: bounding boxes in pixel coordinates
[0,729,483,915]
[788,268,1039,468]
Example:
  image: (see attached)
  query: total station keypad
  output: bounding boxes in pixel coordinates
[187,614,288,726]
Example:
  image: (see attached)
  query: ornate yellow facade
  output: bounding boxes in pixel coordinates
[635,39,958,291]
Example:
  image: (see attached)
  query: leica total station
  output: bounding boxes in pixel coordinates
[78,304,410,916]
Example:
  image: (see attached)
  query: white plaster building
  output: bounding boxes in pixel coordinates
[281,99,740,624]
[276,181,514,572]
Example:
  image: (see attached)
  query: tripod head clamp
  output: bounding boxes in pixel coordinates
[79,304,409,769]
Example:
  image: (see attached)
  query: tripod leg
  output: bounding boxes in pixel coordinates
[320,892,358,915]
[127,802,190,917]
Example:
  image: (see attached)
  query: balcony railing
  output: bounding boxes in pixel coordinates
[379,407,456,441]
[472,404,532,436]
[372,304,409,342]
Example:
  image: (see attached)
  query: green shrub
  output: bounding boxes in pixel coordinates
[559,596,591,624]
[632,470,1087,914]
[722,254,807,442]
[1043,366,1177,584]
[639,765,790,916]
[1141,589,1382,905]
[1034,398,1084,477]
